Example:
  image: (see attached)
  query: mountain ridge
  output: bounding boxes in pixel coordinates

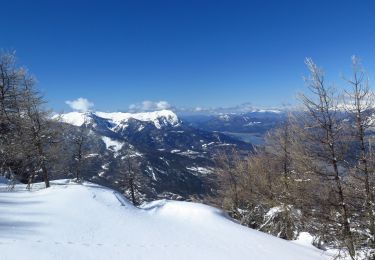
[54,109,180,129]
[51,109,252,201]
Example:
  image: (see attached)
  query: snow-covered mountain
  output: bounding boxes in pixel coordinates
[55,110,180,129]
[52,110,252,201]
[0,179,331,260]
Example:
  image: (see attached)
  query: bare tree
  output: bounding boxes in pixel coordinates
[300,58,356,259]
[21,76,56,188]
[344,56,375,253]
[71,127,89,182]
[0,52,26,179]
[126,156,137,205]
[215,150,246,215]
[118,152,144,206]
[264,116,296,202]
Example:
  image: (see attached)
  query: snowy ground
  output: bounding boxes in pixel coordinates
[0,180,332,260]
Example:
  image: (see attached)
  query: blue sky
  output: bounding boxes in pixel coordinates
[1,0,375,112]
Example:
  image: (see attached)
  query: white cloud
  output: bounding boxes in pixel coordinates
[65,97,94,112]
[155,101,171,110]
[129,100,172,112]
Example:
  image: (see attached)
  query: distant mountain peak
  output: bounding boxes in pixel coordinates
[54,109,180,129]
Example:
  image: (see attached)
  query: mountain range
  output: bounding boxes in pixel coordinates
[54,110,253,201]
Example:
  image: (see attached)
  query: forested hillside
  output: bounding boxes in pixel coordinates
[212,57,375,259]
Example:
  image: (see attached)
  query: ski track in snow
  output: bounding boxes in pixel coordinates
[0,180,331,260]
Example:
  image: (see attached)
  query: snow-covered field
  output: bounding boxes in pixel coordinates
[0,180,331,260]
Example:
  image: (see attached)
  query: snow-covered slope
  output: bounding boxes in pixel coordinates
[53,111,93,126]
[54,110,180,129]
[0,180,330,260]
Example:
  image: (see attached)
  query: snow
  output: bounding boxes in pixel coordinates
[219,114,231,121]
[186,166,213,175]
[244,121,261,126]
[0,180,331,260]
[101,163,109,170]
[101,136,124,152]
[146,166,157,181]
[55,110,180,129]
[120,152,143,160]
[159,157,170,166]
[179,150,199,155]
[53,111,90,126]
[265,205,283,218]
[96,110,180,129]
[293,232,316,249]
[85,153,99,158]
[202,141,215,148]
[255,109,282,113]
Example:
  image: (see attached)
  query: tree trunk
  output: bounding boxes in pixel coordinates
[129,177,136,206]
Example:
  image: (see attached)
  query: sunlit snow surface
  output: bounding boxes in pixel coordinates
[0,179,331,260]
[101,136,124,152]
[54,110,180,129]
